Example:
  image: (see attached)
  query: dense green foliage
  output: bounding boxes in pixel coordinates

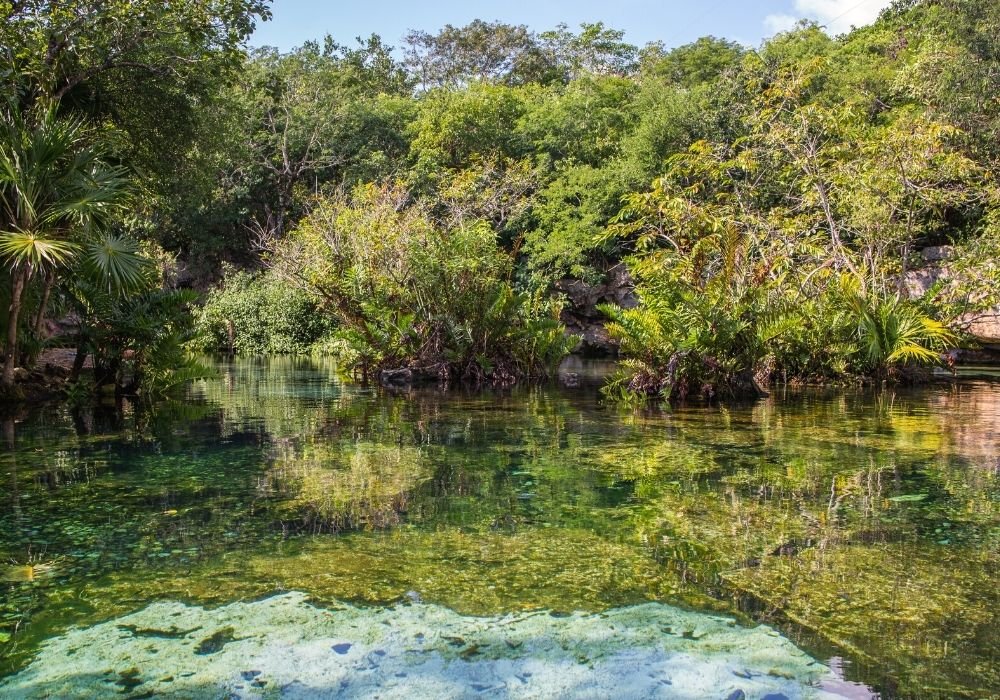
[240,1,999,396]
[192,269,335,355]
[601,74,980,398]
[270,184,575,383]
[63,237,212,398]
[0,0,268,398]
[0,103,131,390]
[3,0,1000,397]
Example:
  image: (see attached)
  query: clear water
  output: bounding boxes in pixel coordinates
[0,357,997,698]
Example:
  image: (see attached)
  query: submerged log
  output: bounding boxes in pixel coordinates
[379,368,413,388]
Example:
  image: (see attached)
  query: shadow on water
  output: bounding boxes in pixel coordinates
[0,356,997,698]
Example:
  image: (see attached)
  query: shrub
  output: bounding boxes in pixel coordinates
[193,269,336,355]
[601,236,799,401]
[63,237,216,398]
[270,183,577,385]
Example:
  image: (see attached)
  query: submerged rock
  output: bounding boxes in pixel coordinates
[1,592,851,699]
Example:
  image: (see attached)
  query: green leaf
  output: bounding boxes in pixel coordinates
[0,231,77,270]
[84,234,151,293]
[887,494,928,503]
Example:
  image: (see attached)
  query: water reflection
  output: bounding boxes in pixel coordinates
[0,356,997,698]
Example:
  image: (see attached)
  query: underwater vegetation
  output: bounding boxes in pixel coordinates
[0,357,997,698]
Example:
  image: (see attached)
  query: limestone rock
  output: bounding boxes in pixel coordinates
[557,264,637,356]
[1,592,853,699]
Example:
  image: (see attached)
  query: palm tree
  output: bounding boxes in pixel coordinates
[63,233,153,384]
[839,273,957,377]
[0,103,130,389]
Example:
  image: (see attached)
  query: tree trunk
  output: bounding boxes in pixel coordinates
[2,270,27,388]
[70,335,88,382]
[31,272,54,340]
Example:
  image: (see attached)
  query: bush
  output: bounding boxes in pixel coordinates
[270,183,577,385]
[63,237,216,398]
[603,250,958,401]
[193,269,336,355]
[601,239,798,401]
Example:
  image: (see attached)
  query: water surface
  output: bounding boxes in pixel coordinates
[1,357,997,697]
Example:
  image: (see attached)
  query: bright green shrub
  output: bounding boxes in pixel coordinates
[193,270,336,355]
[270,183,577,384]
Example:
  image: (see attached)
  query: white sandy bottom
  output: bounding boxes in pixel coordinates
[1,592,854,699]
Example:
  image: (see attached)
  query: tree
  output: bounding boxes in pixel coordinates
[891,0,1000,161]
[754,71,984,291]
[0,0,273,273]
[1,0,271,172]
[327,34,412,96]
[524,164,633,284]
[409,83,528,173]
[639,36,745,87]
[403,20,554,89]
[518,75,638,166]
[760,21,836,65]
[236,45,351,239]
[269,183,575,385]
[1,0,269,102]
[0,104,130,389]
[539,23,639,81]
[601,64,984,398]
[195,39,413,253]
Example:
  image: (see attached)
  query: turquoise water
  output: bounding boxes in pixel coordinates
[1,357,998,698]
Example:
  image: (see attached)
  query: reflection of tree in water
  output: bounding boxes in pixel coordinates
[263,443,429,533]
[593,391,1000,697]
[0,359,997,696]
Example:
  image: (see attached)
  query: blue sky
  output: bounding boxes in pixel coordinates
[251,0,895,52]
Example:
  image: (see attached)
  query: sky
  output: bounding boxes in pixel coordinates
[250,0,896,53]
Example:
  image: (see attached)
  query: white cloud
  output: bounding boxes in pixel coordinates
[763,13,800,35]
[796,0,894,33]
[764,0,895,37]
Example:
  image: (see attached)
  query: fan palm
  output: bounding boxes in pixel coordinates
[0,103,130,387]
[64,233,152,383]
[837,273,957,376]
[854,296,957,373]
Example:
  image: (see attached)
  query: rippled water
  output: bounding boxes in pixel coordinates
[1,357,998,698]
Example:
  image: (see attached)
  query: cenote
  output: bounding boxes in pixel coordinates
[0,357,997,698]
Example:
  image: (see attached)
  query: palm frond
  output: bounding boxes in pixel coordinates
[0,231,77,271]
[84,234,151,293]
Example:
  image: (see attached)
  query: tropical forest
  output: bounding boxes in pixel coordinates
[0,0,998,697]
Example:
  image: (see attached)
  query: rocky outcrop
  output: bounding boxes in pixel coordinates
[557,264,637,356]
[903,246,955,297]
[0,362,70,405]
[965,312,1000,346]
[906,246,1000,358]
